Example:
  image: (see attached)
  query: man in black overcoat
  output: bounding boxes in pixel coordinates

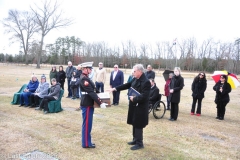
[110,64,151,150]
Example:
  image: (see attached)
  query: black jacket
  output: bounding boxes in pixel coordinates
[75,69,82,78]
[57,70,66,83]
[213,81,231,104]
[169,75,184,103]
[149,84,159,105]
[80,74,101,107]
[191,78,207,99]
[116,73,150,128]
[145,70,155,79]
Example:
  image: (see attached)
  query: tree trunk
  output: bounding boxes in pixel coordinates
[36,35,44,68]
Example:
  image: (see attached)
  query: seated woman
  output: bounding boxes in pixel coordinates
[35,78,61,114]
[149,79,160,106]
[19,75,39,107]
[29,74,49,108]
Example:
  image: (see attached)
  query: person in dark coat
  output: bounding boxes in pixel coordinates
[57,66,66,90]
[70,71,78,100]
[191,72,207,116]
[65,61,76,98]
[169,67,184,121]
[49,66,58,85]
[35,78,61,114]
[145,65,155,79]
[75,64,82,99]
[213,75,231,120]
[149,78,159,105]
[164,73,174,110]
[110,64,124,105]
[110,64,151,150]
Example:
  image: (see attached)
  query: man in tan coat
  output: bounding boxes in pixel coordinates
[94,62,106,92]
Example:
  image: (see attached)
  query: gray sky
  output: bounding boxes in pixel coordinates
[0,0,240,55]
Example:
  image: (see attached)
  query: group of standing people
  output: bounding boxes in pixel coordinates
[163,69,231,121]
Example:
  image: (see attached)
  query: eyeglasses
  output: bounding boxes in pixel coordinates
[199,74,204,76]
[220,77,225,79]
[114,67,118,68]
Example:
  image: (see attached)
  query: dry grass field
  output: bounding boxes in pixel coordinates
[0,64,240,160]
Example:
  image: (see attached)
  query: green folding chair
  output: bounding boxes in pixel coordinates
[48,89,64,113]
[11,84,27,105]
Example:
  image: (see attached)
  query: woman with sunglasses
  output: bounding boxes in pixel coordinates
[191,72,207,116]
[213,75,231,120]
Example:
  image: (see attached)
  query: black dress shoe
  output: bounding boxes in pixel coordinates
[219,117,224,120]
[127,141,136,145]
[82,145,96,148]
[19,104,24,107]
[216,116,219,119]
[114,103,118,106]
[130,145,144,150]
[29,104,35,108]
[169,118,176,121]
[24,104,30,107]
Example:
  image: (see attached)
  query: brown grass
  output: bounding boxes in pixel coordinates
[0,64,240,160]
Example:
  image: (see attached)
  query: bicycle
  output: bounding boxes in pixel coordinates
[148,94,166,119]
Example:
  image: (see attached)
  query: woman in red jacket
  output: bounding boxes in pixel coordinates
[164,73,173,110]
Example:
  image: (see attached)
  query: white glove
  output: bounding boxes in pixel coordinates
[100,103,108,109]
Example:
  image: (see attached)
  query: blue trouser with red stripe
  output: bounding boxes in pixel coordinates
[81,106,94,147]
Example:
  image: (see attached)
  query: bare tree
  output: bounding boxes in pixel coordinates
[139,43,149,67]
[31,0,73,68]
[233,38,240,74]
[198,38,212,71]
[2,10,38,64]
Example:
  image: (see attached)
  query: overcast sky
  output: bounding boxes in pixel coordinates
[0,0,240,55]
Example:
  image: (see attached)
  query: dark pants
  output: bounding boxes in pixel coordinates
[59,81,65,90]
[20,92,32,105]
[191,97,203,114]
[95,82,104,92]
[216,102,228,118]
[39,96,55,111]
[81,106,94,147]
[30,94,41,106]
[132,126,143,147]
[67,79,72,97]
[170,102,179,120]
[112,91,120,104]
[71,86,78,98]
[166,96,171,109]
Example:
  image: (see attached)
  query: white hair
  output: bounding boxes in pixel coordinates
[133,64,144,73]
[174,67,181,73]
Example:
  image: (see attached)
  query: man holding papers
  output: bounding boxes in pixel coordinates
[110,64,150,150]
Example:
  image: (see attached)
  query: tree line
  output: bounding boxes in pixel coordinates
[1,37,240,74]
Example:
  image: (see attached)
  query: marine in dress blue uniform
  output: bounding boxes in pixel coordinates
[79,62,107,148]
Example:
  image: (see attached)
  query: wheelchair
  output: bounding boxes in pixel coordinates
[148,94,166,119]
